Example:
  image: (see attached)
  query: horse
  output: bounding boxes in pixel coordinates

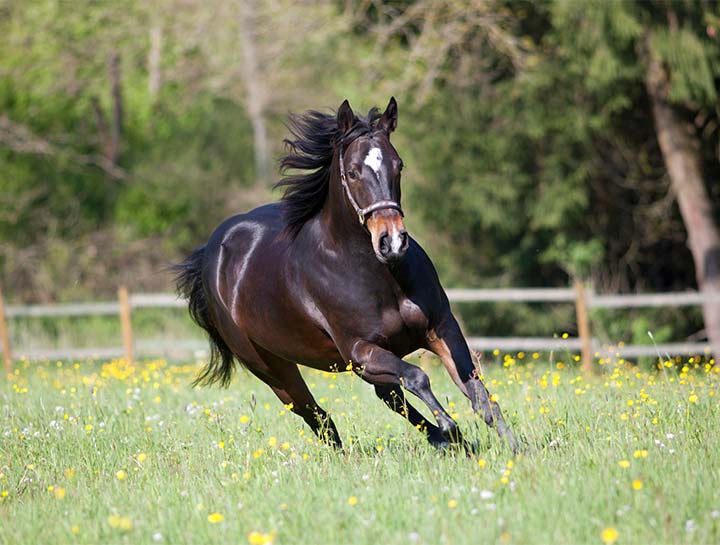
[174,97,519,453]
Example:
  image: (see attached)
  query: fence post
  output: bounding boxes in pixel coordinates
[574,280,593,373]
[0,287,12,375]
[118,286,134,365]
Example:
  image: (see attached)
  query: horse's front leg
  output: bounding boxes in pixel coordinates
[428,315,520,454]
[348,340,463,444]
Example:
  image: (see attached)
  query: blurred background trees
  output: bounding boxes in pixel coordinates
[1,0,718,348]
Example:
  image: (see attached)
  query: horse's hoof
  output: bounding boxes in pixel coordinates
[428,433,451,450]
[463,440,480,456]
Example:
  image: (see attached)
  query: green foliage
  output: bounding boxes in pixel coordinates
[1,0,717,345]
[651,27,718,106]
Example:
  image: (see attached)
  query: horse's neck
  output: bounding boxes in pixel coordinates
[318,172,373,252]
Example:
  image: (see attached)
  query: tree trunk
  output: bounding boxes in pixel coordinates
[239,0,270,182]
[148,25,162,102]
[108,49,122,168]
[642,35,720,361]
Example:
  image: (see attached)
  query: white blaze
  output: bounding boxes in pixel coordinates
[364,147,383,175]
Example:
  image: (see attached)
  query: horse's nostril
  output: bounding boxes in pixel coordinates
[379,233,390,256]
[400,231,409,252]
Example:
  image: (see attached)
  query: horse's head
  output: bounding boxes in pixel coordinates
[336,97,408,264]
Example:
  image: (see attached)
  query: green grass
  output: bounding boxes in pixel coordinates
[0,354,719,545]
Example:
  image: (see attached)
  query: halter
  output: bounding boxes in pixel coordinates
[338,151,404,226]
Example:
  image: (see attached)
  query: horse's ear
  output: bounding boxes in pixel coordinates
[337,99,355,135]
[378,96,398,134]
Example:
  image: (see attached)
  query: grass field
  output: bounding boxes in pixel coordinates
[1,352,719,545]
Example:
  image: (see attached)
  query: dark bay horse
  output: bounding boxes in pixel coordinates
[175,97,518,453]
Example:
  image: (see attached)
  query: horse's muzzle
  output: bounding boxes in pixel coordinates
[366,210,409,264]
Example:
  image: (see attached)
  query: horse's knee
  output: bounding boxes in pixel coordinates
[401,367,431,395]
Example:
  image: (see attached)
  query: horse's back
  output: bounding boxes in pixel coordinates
[203,203,287,301]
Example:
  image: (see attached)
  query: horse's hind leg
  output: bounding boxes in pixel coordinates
[374,384,448,448]
[428,317,519,454]
[249,348,342,448]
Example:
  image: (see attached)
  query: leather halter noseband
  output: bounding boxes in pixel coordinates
[338,151,404,226]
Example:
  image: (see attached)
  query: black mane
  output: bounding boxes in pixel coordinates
[275,107,381,237]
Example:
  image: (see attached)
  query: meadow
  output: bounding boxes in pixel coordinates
[1,351,718,545]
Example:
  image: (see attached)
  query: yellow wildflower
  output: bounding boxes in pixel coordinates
[207,513,225,523]
[600,527,618,544]
[247,530,276,545]
[107,515,133,531]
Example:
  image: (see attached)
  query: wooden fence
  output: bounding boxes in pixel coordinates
[1,283,718,375]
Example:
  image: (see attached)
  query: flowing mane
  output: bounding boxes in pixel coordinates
[275,107,381,237]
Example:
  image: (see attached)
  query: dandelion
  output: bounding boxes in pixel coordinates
[137,453,147,463]
[600,527,618,544]
[348,496,358,506]
[688,394,698,404]
[632,480,643,490]
[54,486,66,500]
[247,530,276,545]
[115,470,127,481]
[71,525,79,535]
[448,499,458,508]
[207,512,225,523]
[633,450,648,459]
[107,514,133,531]
[478,459,487,468]
[240,415,250,424]
[618,460,630,469]
[268,437,277,448]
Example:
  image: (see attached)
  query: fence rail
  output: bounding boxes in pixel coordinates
[0,286,716,374]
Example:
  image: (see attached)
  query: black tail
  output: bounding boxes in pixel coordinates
[172,246,236,387]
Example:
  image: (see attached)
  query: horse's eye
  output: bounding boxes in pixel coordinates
[398,160,404,172]
[348,170,358,180]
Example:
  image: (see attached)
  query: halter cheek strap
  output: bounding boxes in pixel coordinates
[339,152,404,226]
